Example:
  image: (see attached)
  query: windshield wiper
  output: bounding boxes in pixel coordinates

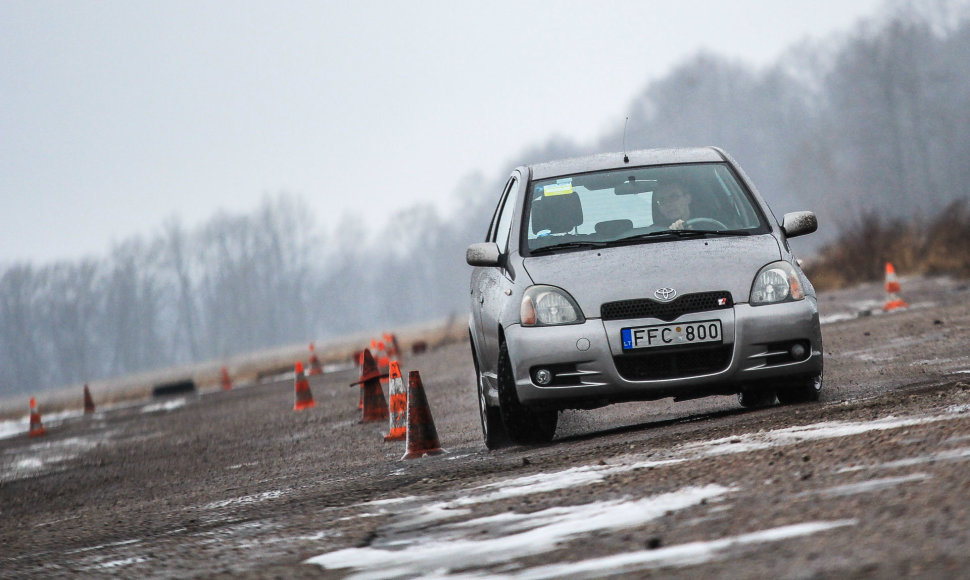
[529,241,611,255]
[688,229,753,237]
[613,229,752,244]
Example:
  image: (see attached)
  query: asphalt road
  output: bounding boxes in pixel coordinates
[2,276,970,578]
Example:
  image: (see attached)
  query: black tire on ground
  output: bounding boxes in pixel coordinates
[737,387,777,408]
[497,341,558,445]
[777,373,823,405]
[471,335,508,449]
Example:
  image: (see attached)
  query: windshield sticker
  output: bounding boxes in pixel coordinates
[543,182,573,196]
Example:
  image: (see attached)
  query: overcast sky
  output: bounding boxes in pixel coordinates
[1,0,885,264]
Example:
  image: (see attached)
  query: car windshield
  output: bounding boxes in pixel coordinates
[523,163,769,253]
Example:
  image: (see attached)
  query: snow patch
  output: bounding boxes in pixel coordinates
[141,398,187,413]
[503,520,857,579]
[306,485,732,579]
[837,447,970,473]
[203,490,285,510]
[802,473,931,498]
[819,312,857,325]
[679,415,953,458]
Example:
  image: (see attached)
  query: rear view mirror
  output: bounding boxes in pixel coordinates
[466,242,501,266]
[614,179,655,196]
[781,211,818,238]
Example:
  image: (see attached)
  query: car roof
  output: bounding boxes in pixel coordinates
[526,147,726,180]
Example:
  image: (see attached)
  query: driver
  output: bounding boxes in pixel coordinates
[653,181,693,230]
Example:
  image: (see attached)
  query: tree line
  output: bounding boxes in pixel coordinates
[3,2,969,395]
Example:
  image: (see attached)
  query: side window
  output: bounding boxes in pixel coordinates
[490,177,520,253]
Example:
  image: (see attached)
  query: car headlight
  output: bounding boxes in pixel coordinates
[520,285,585,326]
[750,261,804,305]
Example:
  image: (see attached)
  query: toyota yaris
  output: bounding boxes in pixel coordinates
[466,147,823,448]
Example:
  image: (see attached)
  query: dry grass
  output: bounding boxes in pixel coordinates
[804,201,970,290]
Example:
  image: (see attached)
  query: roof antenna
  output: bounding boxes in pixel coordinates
[622,116,630,163]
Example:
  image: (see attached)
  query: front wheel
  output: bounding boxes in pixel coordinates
[478,366,508,449]
[497,341,558,445]
[777,373,823,404]
[738,387,777,408]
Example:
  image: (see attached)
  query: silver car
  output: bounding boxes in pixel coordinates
[466,147,823,448]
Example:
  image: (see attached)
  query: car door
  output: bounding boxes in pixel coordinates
[477,175,521,369]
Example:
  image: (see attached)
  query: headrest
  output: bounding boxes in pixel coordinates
[532,193,583,234]
[594,219,633,237]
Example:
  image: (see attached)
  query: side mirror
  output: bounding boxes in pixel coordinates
[466,242,501,266]
[781,211,818,238]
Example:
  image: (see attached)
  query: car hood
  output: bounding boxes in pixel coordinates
[521,234,782,314]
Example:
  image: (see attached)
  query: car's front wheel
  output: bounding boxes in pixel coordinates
[737,387,777,408]
[478,366,508,450]
[777,373,823,404]
[471,333,507,449]
[497,341,558,445]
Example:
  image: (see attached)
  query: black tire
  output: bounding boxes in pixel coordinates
[497,341,558,445]
[737,387,777,408]
[479,377,507,449]
[472,340,508,449]
[777,373,823,404]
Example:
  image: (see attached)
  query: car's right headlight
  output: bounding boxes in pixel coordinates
[750,261,805,305]
[520,285,585,326]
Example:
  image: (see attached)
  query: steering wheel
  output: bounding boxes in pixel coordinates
[685,217,728,230]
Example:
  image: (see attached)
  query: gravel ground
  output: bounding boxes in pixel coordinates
[2,276,969,578]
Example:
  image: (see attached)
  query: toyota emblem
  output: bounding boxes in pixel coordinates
[654,287,677,302]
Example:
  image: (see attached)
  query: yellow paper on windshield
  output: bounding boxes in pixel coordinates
[543,183,573,196]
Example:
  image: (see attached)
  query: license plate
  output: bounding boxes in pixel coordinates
[621,320,722,350]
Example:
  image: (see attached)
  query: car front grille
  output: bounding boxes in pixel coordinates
[601,291,733,322]
[614,344,732,380]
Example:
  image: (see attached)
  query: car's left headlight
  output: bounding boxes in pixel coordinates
[520,285,585,326]
[750,261,804,305]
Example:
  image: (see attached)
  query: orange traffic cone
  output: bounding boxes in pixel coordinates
[382,332,401,358]
[221,366,233,391]
[350,349,388,423]
[308,343,323,376]
[293,361,316,410]
[384,361,407,441]
[402,371,444,459]
[83,384,95,414]
[29,397,46,437]
[883,262,909,311]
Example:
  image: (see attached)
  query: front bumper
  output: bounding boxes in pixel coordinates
[505,297,822,407]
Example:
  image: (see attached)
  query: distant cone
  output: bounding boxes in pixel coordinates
[883,262,909,311]
[350,349,388,422]
[83,384,95,414]
[308,343,323,376]
[293,361,316,410]
[221,366,233,391]
[383,361,407,441]
[402,371,444,459]
[28,397,46,437]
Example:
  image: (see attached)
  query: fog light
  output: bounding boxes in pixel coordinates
[534,369,553,385]
[790,343,807,360]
